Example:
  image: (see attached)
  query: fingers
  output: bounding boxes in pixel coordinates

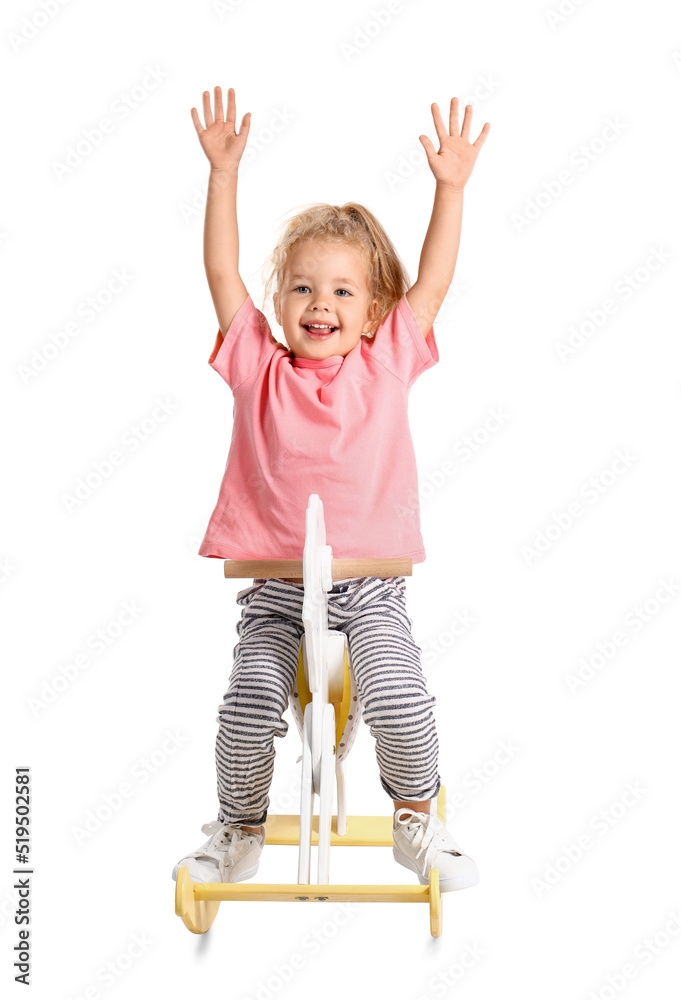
[225,86,236,127]
[472,121,491,150]
[431,102,447,144]
[433,97,487,145]
[460,103,472,141]
[224,86,250,134]
[432,98,475,143]
[189,106,203,135]
[213,85,225,123]
[192,87,249,133]
[448,96,459,136]
[202,89,214,128]
[419,133,437,159]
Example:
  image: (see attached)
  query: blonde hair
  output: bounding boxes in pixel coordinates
[260,202,411,337]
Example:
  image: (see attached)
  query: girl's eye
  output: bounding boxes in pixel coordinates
[292,286,351,296]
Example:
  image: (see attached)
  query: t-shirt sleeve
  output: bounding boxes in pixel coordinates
[208,294,281,390]
[364,293,439,387]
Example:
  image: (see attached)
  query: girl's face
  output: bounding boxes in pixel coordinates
[273,240,378,359]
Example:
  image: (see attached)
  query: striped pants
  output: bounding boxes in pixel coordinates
[214,575,441,827]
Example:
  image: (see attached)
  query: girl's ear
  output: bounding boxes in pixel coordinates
[363,299,379,335]
[273,291,280,325]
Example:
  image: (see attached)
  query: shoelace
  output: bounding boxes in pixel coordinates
[197,820,260,869]
[394,809,462,862]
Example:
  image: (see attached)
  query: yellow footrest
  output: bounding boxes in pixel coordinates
[263,785,446,846]
[263,813,394,846]
[193,881,430,903]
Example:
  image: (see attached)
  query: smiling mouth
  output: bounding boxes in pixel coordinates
[303,324,337,338]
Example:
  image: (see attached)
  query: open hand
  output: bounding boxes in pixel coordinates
[419,98,490,191]
[190,86,251,173]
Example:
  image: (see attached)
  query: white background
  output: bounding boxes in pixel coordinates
[3,0,681,997]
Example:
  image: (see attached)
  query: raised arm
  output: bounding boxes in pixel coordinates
[190,86,251,334]
[405,99,490,337]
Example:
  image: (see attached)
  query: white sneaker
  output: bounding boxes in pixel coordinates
[392,809,479,892]
[172,821,266,884]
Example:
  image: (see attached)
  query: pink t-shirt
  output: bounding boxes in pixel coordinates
[198,291,439,563]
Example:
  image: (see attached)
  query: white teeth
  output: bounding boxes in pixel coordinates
[308,324,333,330]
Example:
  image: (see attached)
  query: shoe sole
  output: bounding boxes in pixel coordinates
[392,847,479,892]
[171,861,260,884]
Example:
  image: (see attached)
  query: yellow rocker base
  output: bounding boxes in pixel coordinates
[176,786,447,937]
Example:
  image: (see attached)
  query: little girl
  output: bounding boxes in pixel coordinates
[173,86,490,892]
